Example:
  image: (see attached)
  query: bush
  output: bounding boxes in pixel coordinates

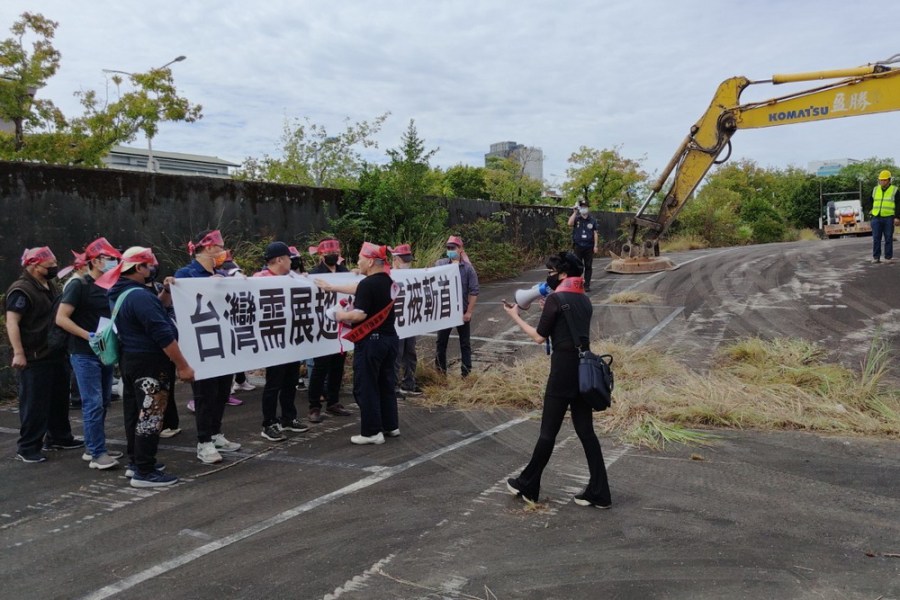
[752,215,787,244]
[455,217,524,281]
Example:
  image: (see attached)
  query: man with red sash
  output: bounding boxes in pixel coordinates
[330,243,400,445]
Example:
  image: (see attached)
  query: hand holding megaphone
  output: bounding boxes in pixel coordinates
[514,282,552,310]
[324,298,351,321]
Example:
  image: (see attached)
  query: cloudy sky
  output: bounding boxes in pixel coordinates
[3,0,899,186]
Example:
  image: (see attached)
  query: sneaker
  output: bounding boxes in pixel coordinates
[308,409,323,424]
[159,427,182,438]
[226,395,244,406]
[399,386,423,396]
[212,433,241,452]
[506,478,538,503]
[232,381,256,392]
[385,429,400,438]
[584,285,592,293]
[89,453,120,470]
[326,403,352,417]
[885,257,895,263]
[130,469,178,488]
[197,442,223,464]
[16,452,47,463]
[282,419,310,433]
[187,400,196,412]
[296,378,306,390]
[350,432,385,445]
[261,424,287,442]
[82,450,124,461]
[43,437,84,451]
[574,493,611,509]
[872,257,881,263]
[125,463,165,478]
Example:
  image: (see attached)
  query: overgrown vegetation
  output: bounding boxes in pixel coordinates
[415,337,900,449]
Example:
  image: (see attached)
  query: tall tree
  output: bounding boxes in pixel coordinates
[236,112,390,188]
[483,155,543,204]
[562,146,647,210]
[441,164,487,199]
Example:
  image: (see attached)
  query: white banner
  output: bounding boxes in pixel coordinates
[171,264,463,379]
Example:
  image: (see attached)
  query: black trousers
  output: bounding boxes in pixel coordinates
[16,358,72,456]
[261,362,300,426]
[191,374,232,443]
[435,321,472,376]
[573,245,595,288]
[513,392,611,504]
[121,352,174,474]
[308,353,346,410]
[353,334,399,437]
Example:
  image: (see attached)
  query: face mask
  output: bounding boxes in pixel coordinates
[579,208,589,217]
[290,257,303,272]
[145,265,159,283]
[101,259,118,273]
[323,254,339,267]
[546,273,561,290]
[44,266,59,279]
[214,252,228,268]
[446,250,459,260]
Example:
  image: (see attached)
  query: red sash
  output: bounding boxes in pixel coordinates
[555,277,585,294]
[341,300,395,343]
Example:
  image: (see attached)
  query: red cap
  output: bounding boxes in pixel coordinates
[388,243,413,256]
[359,242,387,261]
[84,237,122,260]
[446,235,464,248]
[188,230,224,254]
[309,239,341,255]
[21,247,55,267]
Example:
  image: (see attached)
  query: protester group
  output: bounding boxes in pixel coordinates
[7,212,613,510]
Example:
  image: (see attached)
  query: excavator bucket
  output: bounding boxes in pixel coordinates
[606,253,678,274]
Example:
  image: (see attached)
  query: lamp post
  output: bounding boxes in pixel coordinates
[102,55,187,172]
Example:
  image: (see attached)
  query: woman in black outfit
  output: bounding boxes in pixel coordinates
[502,252,611,509]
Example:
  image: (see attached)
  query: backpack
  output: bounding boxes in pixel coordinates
[47,278,89,354]
[89,288,139,366]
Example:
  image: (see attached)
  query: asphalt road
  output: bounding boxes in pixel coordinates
[2,237,898,600]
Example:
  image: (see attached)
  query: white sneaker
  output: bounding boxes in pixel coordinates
[159,427,181,438]
[350,432,385,445]
[212,433,241,452]
[232,381,256,392]
[385,429,400,438]
[82,450,124,461]
[197,442,223,464]
[89,453,120,470]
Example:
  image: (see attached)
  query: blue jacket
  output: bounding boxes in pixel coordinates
[109,278,177,355]
[175,259,213,279]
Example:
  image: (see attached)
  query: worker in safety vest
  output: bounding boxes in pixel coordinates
[871,169,897,263]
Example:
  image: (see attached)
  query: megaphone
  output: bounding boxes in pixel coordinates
[514,282,552,310]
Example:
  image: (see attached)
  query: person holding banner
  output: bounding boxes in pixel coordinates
[98,246,196,488]
[253,242,309,441]
[330,243,400,445]
[174,230,242,464]
[389,244,422,396]
[307,238,352,424]
[434,235,479,378]
[501,251,611,509]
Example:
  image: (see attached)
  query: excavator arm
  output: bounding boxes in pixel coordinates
[609,54,900,274]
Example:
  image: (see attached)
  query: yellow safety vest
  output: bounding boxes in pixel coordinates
[872,184,897,217]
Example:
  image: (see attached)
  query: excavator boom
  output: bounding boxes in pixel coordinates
[608,55,900,274]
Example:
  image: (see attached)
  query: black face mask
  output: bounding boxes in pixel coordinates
[546,273,561,290]
[290,257,303,272]
[44,266,59,280]
[145,265,159,283]
[323,254,339,267]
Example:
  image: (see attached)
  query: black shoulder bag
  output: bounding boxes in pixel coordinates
[560,302,614,411]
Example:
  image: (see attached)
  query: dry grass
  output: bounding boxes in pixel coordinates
[412,337,900,450]
[605,291,661,305]
[795,228,821,241]
[659,234,709,252]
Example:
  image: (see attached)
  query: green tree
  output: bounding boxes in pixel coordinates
[562,145,647,210]
[236,112,389,188]
[483,155,543,204]
[0,11,203,166]
[440,164,487,199]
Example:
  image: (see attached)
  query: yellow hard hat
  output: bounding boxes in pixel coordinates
[879,170,892,180]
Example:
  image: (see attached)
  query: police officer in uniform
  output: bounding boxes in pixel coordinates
[871,169,897,263]
[567,200,599,291]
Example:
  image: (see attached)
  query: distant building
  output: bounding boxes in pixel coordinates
[485,141,544,181]
[807,158,860,177]
[102,145,238,178]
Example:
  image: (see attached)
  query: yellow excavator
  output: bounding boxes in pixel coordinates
[608,53,900,274]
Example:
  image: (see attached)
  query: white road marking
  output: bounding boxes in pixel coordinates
[80,415,531,600]
[635,307,685,347]
[322,554,396,600]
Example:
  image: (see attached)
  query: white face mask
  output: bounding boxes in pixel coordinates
[101,259,118,273]
[579,208,589,217]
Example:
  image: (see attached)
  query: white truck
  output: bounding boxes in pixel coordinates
[821,198,872,239]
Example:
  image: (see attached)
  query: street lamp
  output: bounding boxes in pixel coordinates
[102,55,187,172]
